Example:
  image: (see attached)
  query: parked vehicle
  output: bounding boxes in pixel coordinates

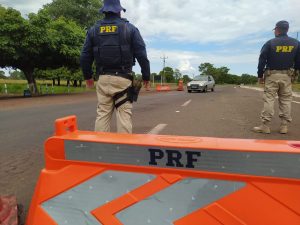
[187,75,215,93]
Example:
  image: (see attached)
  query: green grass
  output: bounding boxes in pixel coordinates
[293,83,300,92]
[2,79,298,95]
[0,79,93,95]
[0,79,75,85]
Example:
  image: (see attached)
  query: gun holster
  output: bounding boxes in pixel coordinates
[292,69,299,83]
[130,79,142,102]
[113,79,142,109]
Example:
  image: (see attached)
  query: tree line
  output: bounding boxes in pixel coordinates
[0,0,103,94]
[198,63,258,85]
[145,63,257,85]
[1,0,258,95]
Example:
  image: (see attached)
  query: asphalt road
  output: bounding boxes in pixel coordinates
[0,85,300,218]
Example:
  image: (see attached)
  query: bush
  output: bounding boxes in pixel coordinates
[7,83,28,94]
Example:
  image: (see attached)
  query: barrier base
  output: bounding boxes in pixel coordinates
[156,85,171,92]
[26,116,300,225]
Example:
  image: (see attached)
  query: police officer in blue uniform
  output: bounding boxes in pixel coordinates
[80,0,150,133]
[253,20,300,134]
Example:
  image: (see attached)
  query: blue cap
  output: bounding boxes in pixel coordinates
[99,0,126,13]
[274,20,289,30]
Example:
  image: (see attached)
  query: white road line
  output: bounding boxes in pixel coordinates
[240,86,300,98]
[182,100,191,107]
[147,124,167,134]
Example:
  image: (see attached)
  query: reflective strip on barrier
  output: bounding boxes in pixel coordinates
[116,178,245,225]
[65,140,300,179]
[42,171,155,225]
[41,170,245,225]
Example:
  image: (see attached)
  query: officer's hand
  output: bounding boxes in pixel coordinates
[292,70,299,83]
[86,79,94,89]
[258,78,264,85]
[143,80,150,90]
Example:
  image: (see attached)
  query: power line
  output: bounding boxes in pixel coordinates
[160,55,168,85]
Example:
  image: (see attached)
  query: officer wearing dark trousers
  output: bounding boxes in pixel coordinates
[253,21,300,134]
[80,0,150,133]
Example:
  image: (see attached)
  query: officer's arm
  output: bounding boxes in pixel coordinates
[80,28,94,81]
[257,41,270,78]
[131,27,150,81]
[294,42,300,82]
[295,41,300,71]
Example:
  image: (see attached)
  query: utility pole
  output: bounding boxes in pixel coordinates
[152,73,155,88]
[160,55,168,85]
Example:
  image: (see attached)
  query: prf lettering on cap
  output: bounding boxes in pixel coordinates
[276,46,295,53]
[100,25,118,34]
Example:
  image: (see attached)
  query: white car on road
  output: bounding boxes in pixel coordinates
[187,75,215,93]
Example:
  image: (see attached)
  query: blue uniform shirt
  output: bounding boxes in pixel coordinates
[80,15,150,81]
[257,34,300,78]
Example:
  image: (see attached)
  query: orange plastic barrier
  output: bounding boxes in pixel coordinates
[26,115,300,225]
[156,84,171,92]
[177,80,184,91]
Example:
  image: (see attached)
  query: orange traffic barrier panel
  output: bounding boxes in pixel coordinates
[156,84,171,92]
[26,115,300,225]
[177,80,184,91]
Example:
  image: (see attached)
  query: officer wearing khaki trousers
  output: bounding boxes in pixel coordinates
[80,0,150,133]
[253,21,300,134]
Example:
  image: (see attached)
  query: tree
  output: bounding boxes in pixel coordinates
[198,63,216,76]
[215,66,230,84]
[198,63,233,84]
[226,74,240,84]
[35,68,63,86]
[240,74,257,84]
[174,69,182,82]
[0,6,85,94]
[0,70,6,79]
[159,67,174,83]
[152,73,161,83]
[43,0,103,28]
[9,70,25,80]
[182,75,192,83]
[134,74,142,80]
[149,73,157,83]
[198,62,259,84]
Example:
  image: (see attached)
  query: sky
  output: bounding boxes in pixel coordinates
[1,0,300,77]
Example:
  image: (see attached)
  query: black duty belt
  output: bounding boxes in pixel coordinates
[100,72,133,81]
[269,69,290,74]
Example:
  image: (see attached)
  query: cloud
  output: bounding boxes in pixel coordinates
[1,0,51,15]
[123,0,300,43]
[2,0,299,75]
[135,48,258,75]
[3,0,299,43]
